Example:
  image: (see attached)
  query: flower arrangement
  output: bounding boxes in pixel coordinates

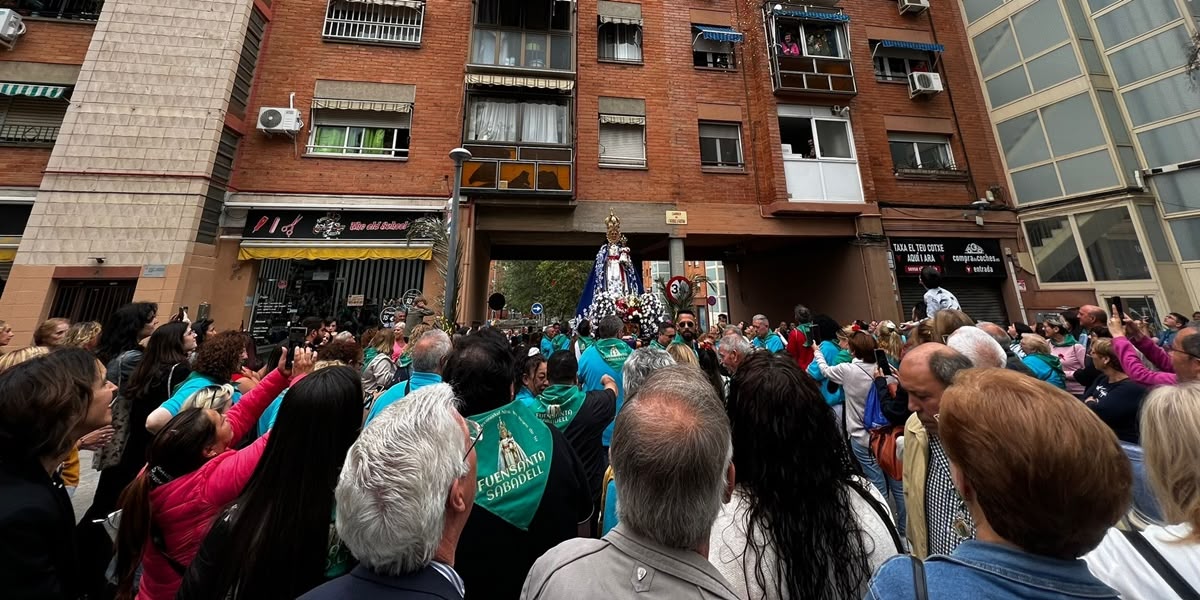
[580,290,666,335]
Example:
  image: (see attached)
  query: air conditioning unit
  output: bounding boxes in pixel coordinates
[256,107,303,135]
[909,71,944,98]
[899,0,930,15]
[0,10,26,50]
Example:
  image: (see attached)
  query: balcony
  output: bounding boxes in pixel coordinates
[3,0,103,20]
[468,0,574,75]
[768,6,856,95]
[322,0,424,46]
[460,144,572,195]
[778,107,864,203]
[0,123,57,145]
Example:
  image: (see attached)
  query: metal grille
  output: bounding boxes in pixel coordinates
[323,1,424,45]
[49,279,137,323]
[229,6,268,118]
[899,279,1007,326]
[195,128,240,244]
[333,258,425,308]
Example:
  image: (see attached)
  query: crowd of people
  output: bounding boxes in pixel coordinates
[1,281,1199,599]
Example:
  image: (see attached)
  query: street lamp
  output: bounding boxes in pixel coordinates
[444,147,472,326]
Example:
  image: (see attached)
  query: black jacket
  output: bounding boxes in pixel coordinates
[0,458,81,599]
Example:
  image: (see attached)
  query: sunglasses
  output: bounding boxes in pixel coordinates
[464,419,484,461]
[677,322,696,328]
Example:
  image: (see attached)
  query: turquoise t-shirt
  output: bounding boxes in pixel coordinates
[751,333,785,353]
[257,391,286,437]
[364,371,443,426]
[159,372,242,416]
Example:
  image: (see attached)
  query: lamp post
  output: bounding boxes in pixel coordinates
[444,147,472,326]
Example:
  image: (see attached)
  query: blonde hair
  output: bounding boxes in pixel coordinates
[181,384,235,413]
[1020,334,1052,355]
[0,346,50,373]
[875,320,904,359]
[62,321,102,350]
[34,318,69,347]
[667,343,699,366]
[941,368,1130,558]
[1140,382,1200,539]
[369,328,396,354]
[1089,338,1122,373]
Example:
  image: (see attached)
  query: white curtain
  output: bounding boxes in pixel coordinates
[472,30,497,64]
[522,102,568,144]
[468,99,518,142]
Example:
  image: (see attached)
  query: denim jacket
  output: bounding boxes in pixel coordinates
[865,541,1119,599]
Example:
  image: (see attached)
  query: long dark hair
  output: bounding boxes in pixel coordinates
[0,349,99,463]
[724,353,872,599]
[126,322,190,401]
[97,302,158,364]
[114,408,217,599]
[191,318,215,347]
[197,366,363,599]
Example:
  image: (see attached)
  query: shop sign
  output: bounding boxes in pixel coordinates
[890,238,1005,278]
[250,299,290,339]
[347,294,365,307]
[242,210,437,241]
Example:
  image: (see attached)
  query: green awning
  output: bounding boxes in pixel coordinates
[0,83,67,99]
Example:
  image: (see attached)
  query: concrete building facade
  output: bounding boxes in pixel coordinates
[959,0,1200,323]
[0,0,1031,339]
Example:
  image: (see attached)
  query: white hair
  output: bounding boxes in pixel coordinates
[948,326,1007,369]
[623,347,675,399]
[752,314,768,325]
[335,383,467,575]
[412,329,452,373]
[721,332,752,355]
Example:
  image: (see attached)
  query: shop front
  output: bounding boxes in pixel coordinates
[891,237,1009,325]
[238,208,437,343]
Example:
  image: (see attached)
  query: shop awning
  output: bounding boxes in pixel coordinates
[465,74,575,91]
[695,26,743,43]
[343,0,424,9]
[238,244,433,261]
[879,39,945,53]
[773,9,851,23]
[312,98,413,112]
[599,14,642,25]
[0,83,67,99]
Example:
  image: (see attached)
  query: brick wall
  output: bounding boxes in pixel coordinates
[4,19,93,65]
[0,147,53,186]
[229,1,472,197]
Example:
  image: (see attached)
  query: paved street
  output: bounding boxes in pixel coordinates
[71,450,101,522]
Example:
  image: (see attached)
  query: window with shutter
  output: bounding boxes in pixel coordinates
[699,122,743,168]
[0,96,69,146]
[599,121,645,167]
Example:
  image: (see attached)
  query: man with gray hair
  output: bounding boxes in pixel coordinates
[621,347,675,401]
[718,332,752,375]
[521,366,739,599]
[302,383,477,599]
[750,313,785,353]
[975,321,1036,376]
[364,328,452,425]
[947,325,1007,369]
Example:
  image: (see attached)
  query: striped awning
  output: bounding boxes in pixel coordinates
[599,114,646,125]
[599,15,642,25]
[773,9,851,23]
[465,74,575,91]
[0,83,67,99]
[695,26,743,43]
[312,98,413,112]
[879,39,945,53]
[343,0,424,9]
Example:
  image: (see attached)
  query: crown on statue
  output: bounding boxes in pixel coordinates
[605,210,623,245]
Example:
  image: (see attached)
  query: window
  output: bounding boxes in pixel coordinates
[323,0,424,47]
[1026,216,1088,282]
[466,97,570,145]
[230,6,267,118]
[599,23,642,62]
[1026,46,1082,91]
[1136,204,1173,262]
[1094,0,1180,48]
[888,134,954,170]
[599,117,646,167]
[308,110,411,158]
[693,31,736,69]
[873,49,934,82]
[962,0,1006,23]
[1168,218,1200,261]
[1151,169,1200,214]
[699,123,743,168]
[1108,26,1190,86]
[0,95,69,146]
[1012,0,1069,58]
[1077,207,1152,279]
[1137,115,1200,167]
[705,262,726,317]
[1122,72,1200,127]
[472,0,572,71]
[779,116,851,159]
[971,2,1079,108]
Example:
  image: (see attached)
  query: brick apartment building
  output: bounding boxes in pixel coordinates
[0,0,1029,340]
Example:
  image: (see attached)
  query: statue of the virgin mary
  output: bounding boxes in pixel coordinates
[575,211,662,331]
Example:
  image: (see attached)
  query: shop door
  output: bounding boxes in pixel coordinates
[50,279,137,323]
[900,278,1006,326]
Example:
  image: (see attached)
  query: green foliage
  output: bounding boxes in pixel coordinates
[654,273,708,319]
[498,260,593,322]
[404,216,463,324]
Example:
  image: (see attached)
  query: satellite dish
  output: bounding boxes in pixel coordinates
[488,292,506,311]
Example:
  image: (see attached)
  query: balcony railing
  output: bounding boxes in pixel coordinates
[782,152,864,203]
[323,0,424,46]
[461,143,572,194]
[4,0,103,20]
[0,124,59,145]
[774,55,856,94]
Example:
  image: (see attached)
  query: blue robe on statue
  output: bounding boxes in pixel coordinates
[576,246,644,319]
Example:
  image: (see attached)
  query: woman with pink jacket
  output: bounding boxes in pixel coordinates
[113,347,316,600]
[1043,314,1087,396]
[1109,312,1181,388]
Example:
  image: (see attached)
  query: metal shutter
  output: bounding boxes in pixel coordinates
[899,278,1006,325]
[598,122,644,164]
[0,96,69,144]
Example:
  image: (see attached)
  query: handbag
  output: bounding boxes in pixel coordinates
[870,424,904,481]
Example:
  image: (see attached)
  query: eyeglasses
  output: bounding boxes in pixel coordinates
[464,419,484,461]
[677,322,696,328]
[1168,347,1200,360]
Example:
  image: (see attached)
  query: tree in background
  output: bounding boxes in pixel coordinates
[497,261,592,322]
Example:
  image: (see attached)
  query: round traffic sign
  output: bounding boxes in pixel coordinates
[531,303,544,315]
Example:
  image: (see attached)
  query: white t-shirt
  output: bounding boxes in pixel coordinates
[924,287,960,317]
[1085,524,1200,599]
[709,482,900,600]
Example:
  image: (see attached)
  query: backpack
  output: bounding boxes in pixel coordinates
[387,361,412,390]
[862,375,891,432]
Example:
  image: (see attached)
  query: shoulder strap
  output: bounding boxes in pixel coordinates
[911,556,928,600]
[166,362,183,398]
[1122,530,1200,599]
[847,479,906,554]
[150,519,188,576]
